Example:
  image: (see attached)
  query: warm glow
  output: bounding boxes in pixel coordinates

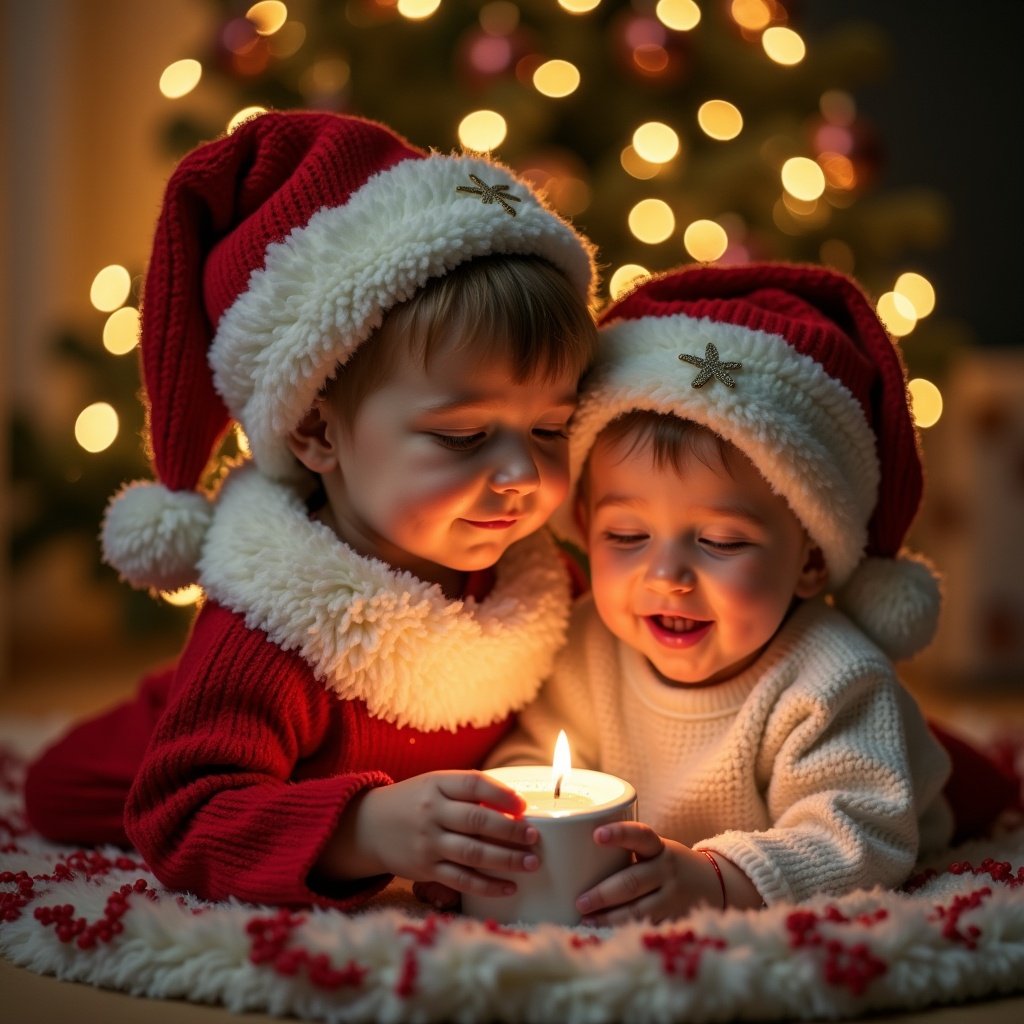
[730,0,771,31]
[457,109,507,151]
[90,265,131,312]
[684,219,728,262]
[895,272,936,318]
[103,306,140,355]
[762,26,806,65]
[533,59,580,98]
[656,0,700,31]
[909,378,943,429]
[159,59,202,99]
[632,122,680,163]
[609,263,650,300]
[558,0,601,13]
[697,100,743,141]
[75,402,119,453]
[246,1,288,35]
[397,0,441,20]
[876,291,918,337]
[228,106,267,133]
[781,157,826,201]
[160,584,204,607]
[551,729,572,792]
[628,198,675,244]
[620,145,660,180]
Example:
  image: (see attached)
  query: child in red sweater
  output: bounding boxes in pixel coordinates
[24,111,597,909]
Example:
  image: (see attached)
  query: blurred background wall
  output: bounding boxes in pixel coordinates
[3,0,1022,696]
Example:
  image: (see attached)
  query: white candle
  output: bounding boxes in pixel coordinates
[463,732,637,926]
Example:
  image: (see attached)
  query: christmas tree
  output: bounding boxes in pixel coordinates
[11,0,956,633]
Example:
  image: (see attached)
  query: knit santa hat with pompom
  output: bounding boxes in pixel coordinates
[564,262,940,661]
[101,110,596,593]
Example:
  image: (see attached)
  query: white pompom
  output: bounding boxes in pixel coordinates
[100,481,213,592]
[833,552,942,661]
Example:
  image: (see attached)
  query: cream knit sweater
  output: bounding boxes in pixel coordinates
[490,596,953,906]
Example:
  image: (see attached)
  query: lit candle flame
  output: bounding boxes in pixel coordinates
[551,730,571,799]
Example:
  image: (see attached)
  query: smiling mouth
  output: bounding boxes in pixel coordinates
[645,615,713,648]
[463,518,519,530]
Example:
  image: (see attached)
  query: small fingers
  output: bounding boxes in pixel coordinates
[576,861,661,918]
[593,821,665,860]
[437,830,539,875]
[436,770,526,815]
[433,862,519,898]
[438,799,538,850]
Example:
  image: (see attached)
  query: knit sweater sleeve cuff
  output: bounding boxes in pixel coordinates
[696,836,795,907]
[300,771,396,910]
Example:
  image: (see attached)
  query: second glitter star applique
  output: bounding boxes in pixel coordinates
[455,175,522,217]
[678,343,743,389]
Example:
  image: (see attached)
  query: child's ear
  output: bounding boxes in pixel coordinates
[795,542,828,599]
[286,402,338,474]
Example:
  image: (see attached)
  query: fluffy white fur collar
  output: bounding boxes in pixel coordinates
[197,466,572,733]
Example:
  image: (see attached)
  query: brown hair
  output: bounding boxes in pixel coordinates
[323,254,597,427]
[577,410,734,508]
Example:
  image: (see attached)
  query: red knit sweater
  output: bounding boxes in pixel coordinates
[25,472,576,908]
[120,601,511,908]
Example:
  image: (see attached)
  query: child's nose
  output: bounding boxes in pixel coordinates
[487,436,541,495]
[645,547,696,593]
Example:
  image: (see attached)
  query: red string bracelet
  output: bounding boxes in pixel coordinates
[700,849,727,910]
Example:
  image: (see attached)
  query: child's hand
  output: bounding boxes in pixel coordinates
[574,822,727,925]
[325,770,540,897]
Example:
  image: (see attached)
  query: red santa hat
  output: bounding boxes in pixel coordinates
[565,262,940,661]
[101,110,596,593]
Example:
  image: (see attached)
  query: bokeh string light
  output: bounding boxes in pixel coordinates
[457,109,507,151]
[761,26,806,65]
[74,402,119,454]
[397,0,442,22]
[697,100,743,141]
[656,0,701,32]
[609,263,651,300]
[632,122,680,163]
[159,59,202,99]
[532,59,580,98]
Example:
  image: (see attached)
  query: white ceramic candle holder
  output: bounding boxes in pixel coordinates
[463,765,637,926]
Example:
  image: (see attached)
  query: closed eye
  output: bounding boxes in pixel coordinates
[603,531,648,546]
[431,432,486,451]
[700,539,749,552]
[533,427,569,440]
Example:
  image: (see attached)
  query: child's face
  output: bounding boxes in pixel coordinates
[317,335,579,589]
[583,434,824,686]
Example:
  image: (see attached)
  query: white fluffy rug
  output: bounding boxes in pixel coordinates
[2,723,1024,1023]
